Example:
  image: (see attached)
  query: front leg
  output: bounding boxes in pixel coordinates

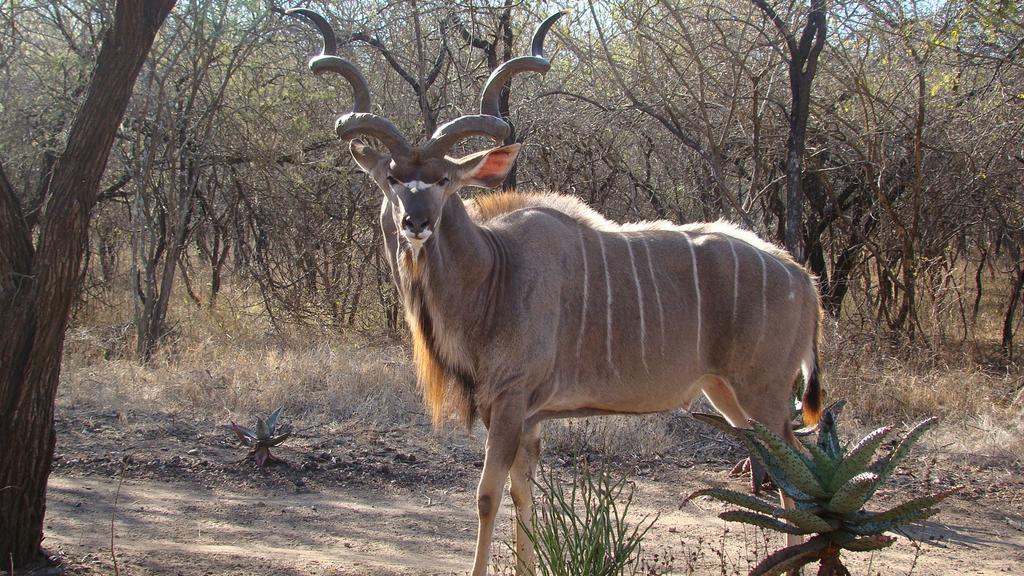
[509,424,542,575]
[471,390,526,576]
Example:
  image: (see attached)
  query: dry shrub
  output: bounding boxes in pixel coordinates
[825,327,1017,416]
[932,412,1024,464]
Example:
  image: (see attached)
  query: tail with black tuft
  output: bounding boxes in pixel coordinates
[801,319,824,426]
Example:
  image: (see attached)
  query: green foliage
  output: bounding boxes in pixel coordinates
[231,407,291,467]
[689,408,960,576]
[519,466,657,576]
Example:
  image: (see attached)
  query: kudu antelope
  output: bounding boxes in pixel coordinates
[286,8,824,575]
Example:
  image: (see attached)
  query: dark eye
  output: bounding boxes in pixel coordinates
[436,177,449,186]
[386,175,399,185]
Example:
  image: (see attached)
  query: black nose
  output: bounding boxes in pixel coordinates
[402,214,430,234]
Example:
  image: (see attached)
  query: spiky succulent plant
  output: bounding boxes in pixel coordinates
[231,407,291,467]
[689,408,960,576]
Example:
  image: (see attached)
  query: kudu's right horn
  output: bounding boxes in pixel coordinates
[423,9,568,158]
[285,8,412,158]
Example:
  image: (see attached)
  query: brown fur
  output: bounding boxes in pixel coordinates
[400,251,444,426]
[454,190,826,428]
[468,191,549,221]
[400,251,475,429]
[469,191,798,267]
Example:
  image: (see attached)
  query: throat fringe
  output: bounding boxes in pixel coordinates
[401,249,475,429]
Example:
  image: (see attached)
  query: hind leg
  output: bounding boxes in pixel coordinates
[697,375,771,490]
[698,374,751,427]
[732,374,807,552]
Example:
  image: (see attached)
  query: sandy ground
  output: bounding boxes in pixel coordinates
[41,407,1024,575]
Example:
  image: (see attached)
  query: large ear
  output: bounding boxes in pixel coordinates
[454,143,521,189]
[350,140,385,174]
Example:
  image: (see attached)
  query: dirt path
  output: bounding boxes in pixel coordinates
[47,475,475,575]
[46,469,1024,575]
[42,408,1024,575]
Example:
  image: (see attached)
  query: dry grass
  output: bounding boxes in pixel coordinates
[62,284,422,430]
[59,276,1023,467]
[821,322,1023,464]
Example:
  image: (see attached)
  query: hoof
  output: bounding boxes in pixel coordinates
[729,458,775,494]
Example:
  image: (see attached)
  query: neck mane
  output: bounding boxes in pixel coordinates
[467,190,612,227]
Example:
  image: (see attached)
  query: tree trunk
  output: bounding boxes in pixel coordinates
[0,1,175,566]
[1002,264,1024,361]
[752,0,826,263]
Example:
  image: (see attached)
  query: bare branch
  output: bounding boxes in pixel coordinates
[424,22,447,91]
[349,32,421,95]
[750,0,797,55]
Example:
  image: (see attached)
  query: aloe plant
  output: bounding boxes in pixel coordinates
[231,407,291,467]
[689,408,960,576]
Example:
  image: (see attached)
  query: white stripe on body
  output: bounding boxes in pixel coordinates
[751,249,768,361]
[725,236,740,366]
[576,228,590,383]
[641,238,666,356]
[775,258,795,301]
[683,233,702,364]
[727,237,739,329]
[597,234,619,379]
[622,233,648,371]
